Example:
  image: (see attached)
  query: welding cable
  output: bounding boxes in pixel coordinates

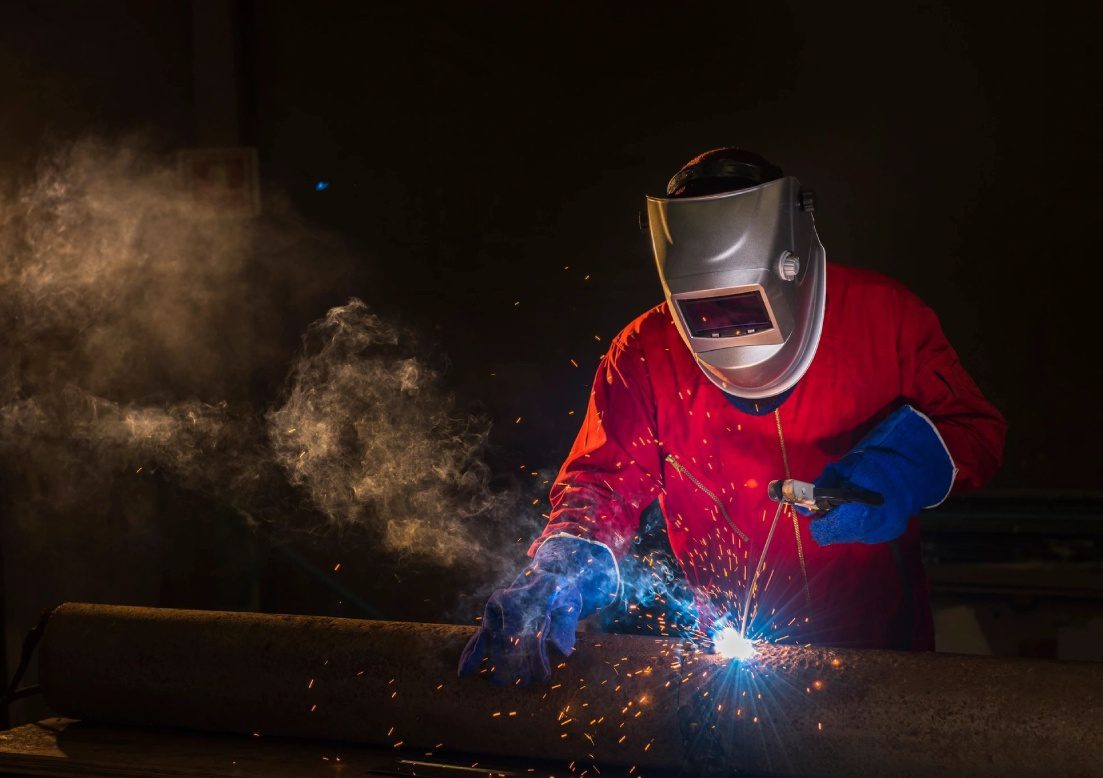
[0,608,53,709]
[269,542,385,619]
[232,509,384,620]
[887,539,917,650]
[739,501,783,636]
[0,686,40,704]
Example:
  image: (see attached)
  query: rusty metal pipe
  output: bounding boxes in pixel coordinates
[38,603,1103,776]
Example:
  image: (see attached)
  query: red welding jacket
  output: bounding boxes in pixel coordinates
[535,262,1006,650]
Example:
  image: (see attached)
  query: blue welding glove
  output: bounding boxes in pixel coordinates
[809,405,956,546]
[458,534,619,686]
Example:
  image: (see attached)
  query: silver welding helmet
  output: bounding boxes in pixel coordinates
[647,176,826,400]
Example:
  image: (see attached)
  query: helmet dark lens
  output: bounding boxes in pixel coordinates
[679,292,773,339]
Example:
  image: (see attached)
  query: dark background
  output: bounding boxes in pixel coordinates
[0,0,1100,720]
[4,0,1099,488]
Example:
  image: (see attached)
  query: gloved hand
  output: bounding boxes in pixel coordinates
[458,534,619,686]
[809,405,956,546]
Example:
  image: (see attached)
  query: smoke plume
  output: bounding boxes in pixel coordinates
[0,139,254,402]
[0,139,539,591]
[268,298,526,566]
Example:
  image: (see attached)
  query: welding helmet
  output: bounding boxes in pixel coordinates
[646,149,825,401]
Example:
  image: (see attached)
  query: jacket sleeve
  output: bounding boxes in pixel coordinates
[531,321,665,557]
[895,285,1007,492]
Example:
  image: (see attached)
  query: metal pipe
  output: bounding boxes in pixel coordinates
[38,603,1103,776]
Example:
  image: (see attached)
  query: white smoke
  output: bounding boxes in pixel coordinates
[0,139,254,402]
[0,139,540,578]
[267,298,519,565]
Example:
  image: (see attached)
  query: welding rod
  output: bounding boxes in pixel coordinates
[38,603,1103,777]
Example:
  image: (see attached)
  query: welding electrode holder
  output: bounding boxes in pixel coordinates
[767,478,884,513]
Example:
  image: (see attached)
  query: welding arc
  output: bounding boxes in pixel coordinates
[37,603,1103,777]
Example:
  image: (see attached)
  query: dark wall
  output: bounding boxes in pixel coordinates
[245,1,1100,489]
[1,1,1096,489]
[0,1,195,171]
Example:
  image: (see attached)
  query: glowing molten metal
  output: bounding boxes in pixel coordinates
[713,626,756,661]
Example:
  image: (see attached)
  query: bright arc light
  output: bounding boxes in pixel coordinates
[713,626,756,661]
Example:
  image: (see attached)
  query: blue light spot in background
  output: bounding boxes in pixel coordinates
[314,181,330,192]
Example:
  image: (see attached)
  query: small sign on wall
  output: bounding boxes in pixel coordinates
[177,147,261,217]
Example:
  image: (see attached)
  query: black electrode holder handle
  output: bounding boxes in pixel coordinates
[814,485,885,509]
[767,479,885,513]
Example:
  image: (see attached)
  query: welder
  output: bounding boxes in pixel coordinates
[459,148,1006,686]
